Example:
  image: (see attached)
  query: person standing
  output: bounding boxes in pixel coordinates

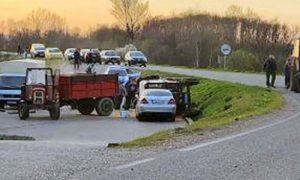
[17,44,21,56]
[284,57,292,89]
[73,48,81,70]
[126,78,138,109]
[263,54,277,88]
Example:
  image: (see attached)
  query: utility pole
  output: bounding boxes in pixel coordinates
[196,41,200,68]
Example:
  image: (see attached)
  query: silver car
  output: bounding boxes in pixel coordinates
[136,89,176,122]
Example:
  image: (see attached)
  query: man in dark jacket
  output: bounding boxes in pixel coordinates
[284,57,292,89]
[73,48,81,70]
[263,54,277,88]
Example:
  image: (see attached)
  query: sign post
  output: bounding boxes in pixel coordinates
[220,44,232,70]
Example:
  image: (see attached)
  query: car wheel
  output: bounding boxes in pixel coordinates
[169,115,176,122]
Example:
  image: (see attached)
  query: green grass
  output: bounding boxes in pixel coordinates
[0,135,35,141]
[116,70,283,148]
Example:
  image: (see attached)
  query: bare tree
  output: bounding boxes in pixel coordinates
[110,0,149,41]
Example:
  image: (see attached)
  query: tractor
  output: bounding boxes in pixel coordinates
[18,68,60,120]
[290,33,300,92]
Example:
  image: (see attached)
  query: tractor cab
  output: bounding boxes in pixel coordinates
[19,68,60,120]
[290,33,300,92]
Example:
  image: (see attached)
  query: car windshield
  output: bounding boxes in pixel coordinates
[130,52,144,57]
[36,47,45,50]
[108,69,127,76]
[68,49,75,53]
[143,90,172,97]
[0,76,25,88]
[106,51,117,56]
[49,49,60,53]
[91,49,100,53]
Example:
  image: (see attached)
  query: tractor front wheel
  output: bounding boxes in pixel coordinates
[18,103,29,120]
[49,103,60,120]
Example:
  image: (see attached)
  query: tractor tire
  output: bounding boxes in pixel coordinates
[18,103,29,120]
[95,98,114,116]
[78,99,95,115]
[49,103,60,120]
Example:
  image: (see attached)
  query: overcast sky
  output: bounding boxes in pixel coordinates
[0,0,299,31]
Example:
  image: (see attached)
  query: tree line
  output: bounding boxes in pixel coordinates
[0,4,295,72]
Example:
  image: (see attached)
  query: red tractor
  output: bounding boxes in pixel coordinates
[18,68,119,120]
[18,68,60,120]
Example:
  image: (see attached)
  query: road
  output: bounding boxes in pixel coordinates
[1,64,300,180]
[0,61,185,145]
[88,66,300,180]
[148,65,285,87]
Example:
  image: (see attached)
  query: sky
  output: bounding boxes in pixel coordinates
[0,0,299,31]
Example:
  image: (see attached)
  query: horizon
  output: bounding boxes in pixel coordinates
[0,0,300,32]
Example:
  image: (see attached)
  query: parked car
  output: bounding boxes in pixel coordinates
[80,49,90,60]
[64,48,76,61]
[45,48,64,60]
[124,51,147,67]
[30,43,46,58]
[0,73,26,108]
[135,89,176,122]
[84,49,101,64]
[125,67,141,80]
[100,50,121,65]
[105,66,129,86]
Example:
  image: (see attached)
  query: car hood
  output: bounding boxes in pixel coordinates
[0,89,21,95]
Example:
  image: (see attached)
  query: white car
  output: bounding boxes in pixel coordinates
[136,89,176,122]
[104,66,129,86]
[124,51,147,67]
[64,48,76,61]
[80,49,91,59]
[100,50,121,64]
[30,43,46,58]
[45,48,64,60]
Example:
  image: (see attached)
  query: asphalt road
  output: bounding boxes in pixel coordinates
[86,66,300,180]
[1,63,300,180]
[0,61,185,145]
[148,65,285,87]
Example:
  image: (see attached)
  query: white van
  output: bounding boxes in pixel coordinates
[30,43,46,58]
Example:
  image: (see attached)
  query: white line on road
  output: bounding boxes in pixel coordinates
[111,158,155,170]
[179,112,300,152]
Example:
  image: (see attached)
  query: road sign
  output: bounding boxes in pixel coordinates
[221,44,232,56]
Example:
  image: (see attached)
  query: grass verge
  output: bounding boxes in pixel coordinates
[115,70,283,148]
[0,134,35,141]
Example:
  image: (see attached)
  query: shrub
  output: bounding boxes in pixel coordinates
[227,49,261,72]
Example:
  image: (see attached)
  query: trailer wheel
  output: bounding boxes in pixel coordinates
[78,99,95,115]
[96,98,114,116]
[49,103,60,120]
[18,103,29,120]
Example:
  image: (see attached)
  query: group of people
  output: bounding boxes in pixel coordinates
[73,48,95,72]
[118,78,139,110]
[263,54,293,89]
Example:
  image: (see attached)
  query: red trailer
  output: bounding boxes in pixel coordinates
[59,73,119,116]
[18,68,119,120]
